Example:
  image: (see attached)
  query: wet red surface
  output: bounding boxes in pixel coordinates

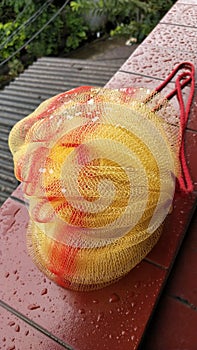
[166,214,197,307]
[145,24,197,54]
[10,184,25,202]
[0,307,66,350]
[120,45,197,82]
[146,192,197,268]
[178,0,197,3]
[142,295,197,350]
[1,0,197,349]
[0,198,167,350]
[161,2,197,27]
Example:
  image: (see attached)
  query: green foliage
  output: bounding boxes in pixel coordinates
[25,4,64,57]
[0,0,89,80]
[64,7,88,51]
[0,0,176,86]
[8,58,24,77]
[2,0,31,14]
[0,22,26,60]
[71,0,176,42]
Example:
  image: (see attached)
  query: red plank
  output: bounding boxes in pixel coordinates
[166,214,197,307]
[161,2,197,27]
[144,24,197,54]
[146,192,197,268]
[120,44,197,82]
[142,296,197,350]
[0,307,66,350]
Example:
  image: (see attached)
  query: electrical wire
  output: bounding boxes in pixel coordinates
[0,0,70,67]
[0,0,53,51]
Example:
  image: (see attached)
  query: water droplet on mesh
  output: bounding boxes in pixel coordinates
[87,98,94,105]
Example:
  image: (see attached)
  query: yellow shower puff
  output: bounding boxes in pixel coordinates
[9,85,180,291]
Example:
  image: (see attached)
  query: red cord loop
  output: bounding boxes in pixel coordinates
[155,62,195,193]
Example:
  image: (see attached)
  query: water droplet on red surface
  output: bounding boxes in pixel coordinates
[109,293,120,303]
[15,325,20,332]
[78,308,85,314]
[97,312,104,322]
[28,304,40,310]
[41,288,47,295]
[134,281,141,288]
[92,299,99,304]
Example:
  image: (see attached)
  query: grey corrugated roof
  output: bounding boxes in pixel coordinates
[0,57,124,206]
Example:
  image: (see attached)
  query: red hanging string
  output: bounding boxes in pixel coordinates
[155,62,195,193]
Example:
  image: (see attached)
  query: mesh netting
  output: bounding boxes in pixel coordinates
[9,86,181,291]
